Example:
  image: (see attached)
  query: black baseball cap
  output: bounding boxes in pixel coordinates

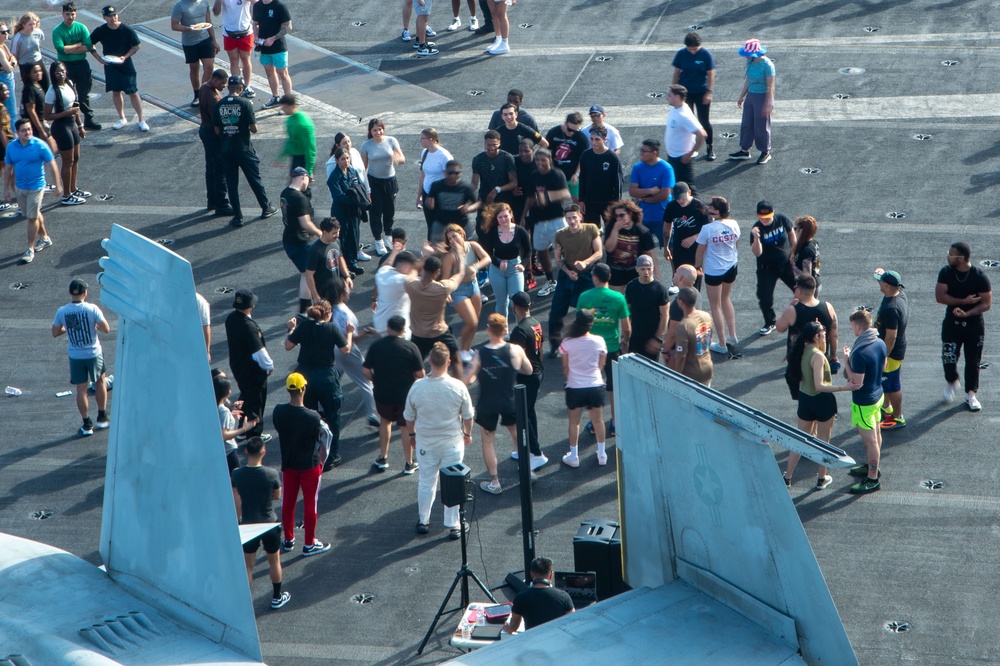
[232,289,257,309]
[511,291,531,308]
[69,278,88,295]
[228,75,245,86]
[102,6,118,16]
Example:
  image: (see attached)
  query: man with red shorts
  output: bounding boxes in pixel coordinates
[213,0,257,99]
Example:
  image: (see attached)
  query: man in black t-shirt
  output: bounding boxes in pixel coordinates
[213,75,277,227]
[545,112,586,196]
[509,292,547,464]
[496,103,547,156]
[305,217,352,304]
[252,0,293,109]
[875,269,909,429]
[89,7,148,131]
[225,289,273,439]
[524,150,571,294]
[363,315,426,473]
[937,242,992,411]
[280,167,321,313]
[626,255,669,361]
[231,436,289,610]
[750,200,796,336]
[426,160,478,241]
[470,130,516,237]
[272,373,331,556]
[662,182,708,288]
[503,556,574,632]
[488,90,538,131]
[577,127,621,225]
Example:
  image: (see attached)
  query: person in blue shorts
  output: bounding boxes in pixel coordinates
[843,309,887,494]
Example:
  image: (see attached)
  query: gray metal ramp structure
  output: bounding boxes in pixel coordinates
[40,11,449,123]
[450,355,858,666]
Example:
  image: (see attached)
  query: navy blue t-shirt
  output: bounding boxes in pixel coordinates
[672,47,716,94]
[849,337,887,406]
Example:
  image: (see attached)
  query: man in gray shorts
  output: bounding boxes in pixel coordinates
[5,119,62,265]
[52,278,112,436]
[171,0,220,108]
[523,148,570,297]
[413,0,439,56]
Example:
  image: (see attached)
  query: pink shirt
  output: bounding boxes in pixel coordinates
[559,334,607,389]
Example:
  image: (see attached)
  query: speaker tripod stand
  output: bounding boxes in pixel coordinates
[416,505,497,655]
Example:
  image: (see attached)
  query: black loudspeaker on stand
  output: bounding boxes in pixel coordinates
[416,463,496,655]
[503,384,536,594]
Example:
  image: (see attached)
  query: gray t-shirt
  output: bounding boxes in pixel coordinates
[360,136,400,180]
[53,301,106,360]
[172,0,211,46]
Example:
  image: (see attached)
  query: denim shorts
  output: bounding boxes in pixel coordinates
[451,280,480,304]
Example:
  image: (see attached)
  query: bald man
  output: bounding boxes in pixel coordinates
[661,264,698,363]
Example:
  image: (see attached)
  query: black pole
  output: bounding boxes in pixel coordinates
[514,384,535,580]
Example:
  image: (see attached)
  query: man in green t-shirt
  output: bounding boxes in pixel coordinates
[277,94,316,177]
[52,2,100,130]
[576,262,630,435]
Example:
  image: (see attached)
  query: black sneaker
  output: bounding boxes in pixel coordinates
[705,145,716,161]
[261,204,278,218]
[416,522,430,534]
[756,152,772,164]
[474,25,494,35]
[281,539,295,553]
[728,149,751,160]
[80,418,95,437]
[214,205,234,217]
[190,93,199,107]
[783,474,791,488]
[261,96,281,110]
[230,216,245,228]
[404,460,419,475]
[448,521,469,540]
[84,119,102,131]
[270,591,291,609]
[302,540,332,556]
[373,456,389,471]
[348,264,365,275]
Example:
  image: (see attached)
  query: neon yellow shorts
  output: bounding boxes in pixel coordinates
[851,395,884,431]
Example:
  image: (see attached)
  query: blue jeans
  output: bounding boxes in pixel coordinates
[548,268,594,350]
[0,72,14,133]
[490,259,524,328]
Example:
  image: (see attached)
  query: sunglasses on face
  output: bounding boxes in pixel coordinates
[447,171,461,175]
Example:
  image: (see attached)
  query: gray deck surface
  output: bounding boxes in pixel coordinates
[3,2,999,664]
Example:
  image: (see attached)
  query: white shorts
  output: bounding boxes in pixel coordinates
[532,218,567,251]
[413,0,432,17]
[493,0,512,5]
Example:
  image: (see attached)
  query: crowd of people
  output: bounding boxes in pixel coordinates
[23,12,992,616]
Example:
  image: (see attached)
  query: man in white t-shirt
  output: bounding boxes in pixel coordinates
[404,342,475,538]
[373,247,417,338]
[580,104,623,154]
[213,0,258,98]
[52,278,112,437]
[663,84,707,191]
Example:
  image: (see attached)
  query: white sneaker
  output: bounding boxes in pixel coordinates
[967,392,982,411]
[138,121,150,132]
[447,16,462,31]
[537,281,557,297]
[19,248,34,264]
[112,118,128,130]
[469,16,479,30]
[510,450,519,460]
[356,250,372,262]
[597,451,608,466]
[668,285,680,296]
[488,39,510,55]
[33,236,53,252]
[943,380,961,403]
[561,451,580,468]
[485,36,502,53]
[709,342,727,354]
[374,238,388,256]
[459,349,474,363]
[529,453,549,471]
[401,29,412,41]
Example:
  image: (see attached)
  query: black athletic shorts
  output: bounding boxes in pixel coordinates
[475,411,516,431]
[183,37,215,64]
[51,118,80,152]
[797,391,838,423]
[412,331,459,360]
[704,264,738,287]
[565,386,606,410]
[242,524,281,554]
[604,350,620,392]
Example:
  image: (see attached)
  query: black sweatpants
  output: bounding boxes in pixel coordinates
[942,317,985,393]
[64,60,94,124]
[199,125,228,209]
[368,174,397,240]
[756,261,796,327]
[686,92,713,147]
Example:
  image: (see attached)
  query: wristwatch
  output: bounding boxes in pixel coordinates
[494,186,502,194]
